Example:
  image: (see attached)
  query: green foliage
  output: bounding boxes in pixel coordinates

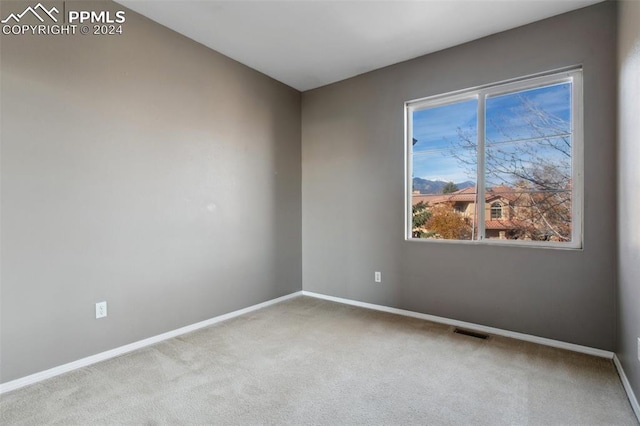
[412,201,435,238]
[442,181,459,194]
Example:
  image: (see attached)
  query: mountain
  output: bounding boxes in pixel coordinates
[456,180,475,189]
[412,178,475,194]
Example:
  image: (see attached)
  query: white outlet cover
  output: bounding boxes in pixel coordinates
[637,338,640,362]
[374,272,381,283]
[96,301,107,319]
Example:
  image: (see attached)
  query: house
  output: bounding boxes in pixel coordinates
[1,0,638,423]
[412,185,564,240]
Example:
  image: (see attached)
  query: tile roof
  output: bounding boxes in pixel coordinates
[487,185,523,202]
[412,186,525,205]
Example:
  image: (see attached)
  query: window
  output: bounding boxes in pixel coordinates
[490,203,502,219]
[454,203,467,214]
[406,69,582,248]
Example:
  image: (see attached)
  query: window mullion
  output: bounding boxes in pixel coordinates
[476,93,486,241]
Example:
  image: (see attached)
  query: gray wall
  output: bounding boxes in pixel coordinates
[0,1,301,383]
[617,0,640,404]
[302,2,618,350]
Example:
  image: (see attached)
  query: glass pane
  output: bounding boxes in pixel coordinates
[484,82,573,243]
[411,99,478,240]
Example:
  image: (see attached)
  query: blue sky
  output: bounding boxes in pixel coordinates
[412,82,571,186]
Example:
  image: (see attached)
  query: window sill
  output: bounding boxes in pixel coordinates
[405,237,583,251]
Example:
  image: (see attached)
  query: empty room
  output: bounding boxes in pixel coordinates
[1,0,639,424]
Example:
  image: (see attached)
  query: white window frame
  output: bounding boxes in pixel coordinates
[490,203,503,220]
[404,68,583,249]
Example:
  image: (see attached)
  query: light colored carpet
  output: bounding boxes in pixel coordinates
[1,296,637,425]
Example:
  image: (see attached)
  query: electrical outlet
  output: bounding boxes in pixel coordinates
[96,301,107,319]
[637,338,640,362]
[374,271,382,283]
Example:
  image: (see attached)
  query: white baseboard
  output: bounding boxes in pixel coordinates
[2,289,626,402]
[0,291,303,395]
[302,291,614,359]
[613,354,640,422]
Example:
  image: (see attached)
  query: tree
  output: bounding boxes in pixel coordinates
[412,201,434,238]
[426,203,472,240]
[451,94,572,241]
[442,181,459,194]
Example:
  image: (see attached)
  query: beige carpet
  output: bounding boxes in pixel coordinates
[1,296,637,425]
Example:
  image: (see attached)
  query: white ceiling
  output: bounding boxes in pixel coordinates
[116,0,603,91]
